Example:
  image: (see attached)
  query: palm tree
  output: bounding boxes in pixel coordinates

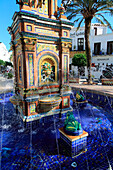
[9,54,13,63]
[62,0,113,84]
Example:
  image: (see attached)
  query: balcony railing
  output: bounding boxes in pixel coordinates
[92,51,113,56]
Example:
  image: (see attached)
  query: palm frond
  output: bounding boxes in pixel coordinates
[66,7,82,13]
[66,9,79,16]
[74,18,82,23]
[94,16,105,25]
[104,8,113,16]
[76,18,84,31]
[97,0,112,8]
[67,13,82,20]
[97,6,113,14]
[64,0,113,31]
[67,9,82,20]
[96,13,113,31]
[68,2,84,8]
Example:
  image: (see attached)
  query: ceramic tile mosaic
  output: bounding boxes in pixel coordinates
[64,31,68,37]
[59,128,88,157]
[35,27,59,36]
[18,57,22,81]
[26,25,32,31]
[37,43,59,56]
[64,55,68,83]
[28,54,34,86]
[63,98,68,106]
[30,103,36,114]
[0,92,113,170]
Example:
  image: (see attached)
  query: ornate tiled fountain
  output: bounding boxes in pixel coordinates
[8,0,73,124]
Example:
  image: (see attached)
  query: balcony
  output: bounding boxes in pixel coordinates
[92,51,113,56]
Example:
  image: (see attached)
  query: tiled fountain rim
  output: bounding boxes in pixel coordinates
[70,84,113,98]
[0,89,14,94]
[1,84,113,98]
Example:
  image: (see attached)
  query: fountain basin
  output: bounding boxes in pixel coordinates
[9,95,22,106]
[73,99,88,107]
[39,96,62,113]
[1,91,113,169]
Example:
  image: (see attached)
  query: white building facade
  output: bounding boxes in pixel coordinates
[0,42,10,62]
[70,23,113,79]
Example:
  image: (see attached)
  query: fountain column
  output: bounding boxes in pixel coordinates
[8,0,74,124]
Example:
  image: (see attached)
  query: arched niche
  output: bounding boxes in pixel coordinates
[38,54,59,86]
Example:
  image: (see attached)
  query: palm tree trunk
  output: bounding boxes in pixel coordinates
[85,17,92,84]
[78,66,80,78]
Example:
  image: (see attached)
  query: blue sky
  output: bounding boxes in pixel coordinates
[0,0,18,51]
[0,0,113,51]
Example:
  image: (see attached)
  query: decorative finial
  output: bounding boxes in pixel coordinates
[38,0,43,8]
[59,3,65,15]
[16,0,23,5]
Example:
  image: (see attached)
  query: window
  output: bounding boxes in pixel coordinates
[77,38,84,51]
[94,27,97,35]
[94,43,101,55]
[69,64,72,71]
[107,41,113,54]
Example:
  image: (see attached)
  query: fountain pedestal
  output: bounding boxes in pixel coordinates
[74,92,88,107]
[8,0,74,124]
[59,127,88,157]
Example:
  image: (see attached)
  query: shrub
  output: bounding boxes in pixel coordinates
[72,53,87,67]
[4,61,13,67]
[0,59,5,66]
[7,73,13,79]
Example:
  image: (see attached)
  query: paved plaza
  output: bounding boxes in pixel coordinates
[70,83,113,97]
[0,73,113,97]
[0,74,14,93]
